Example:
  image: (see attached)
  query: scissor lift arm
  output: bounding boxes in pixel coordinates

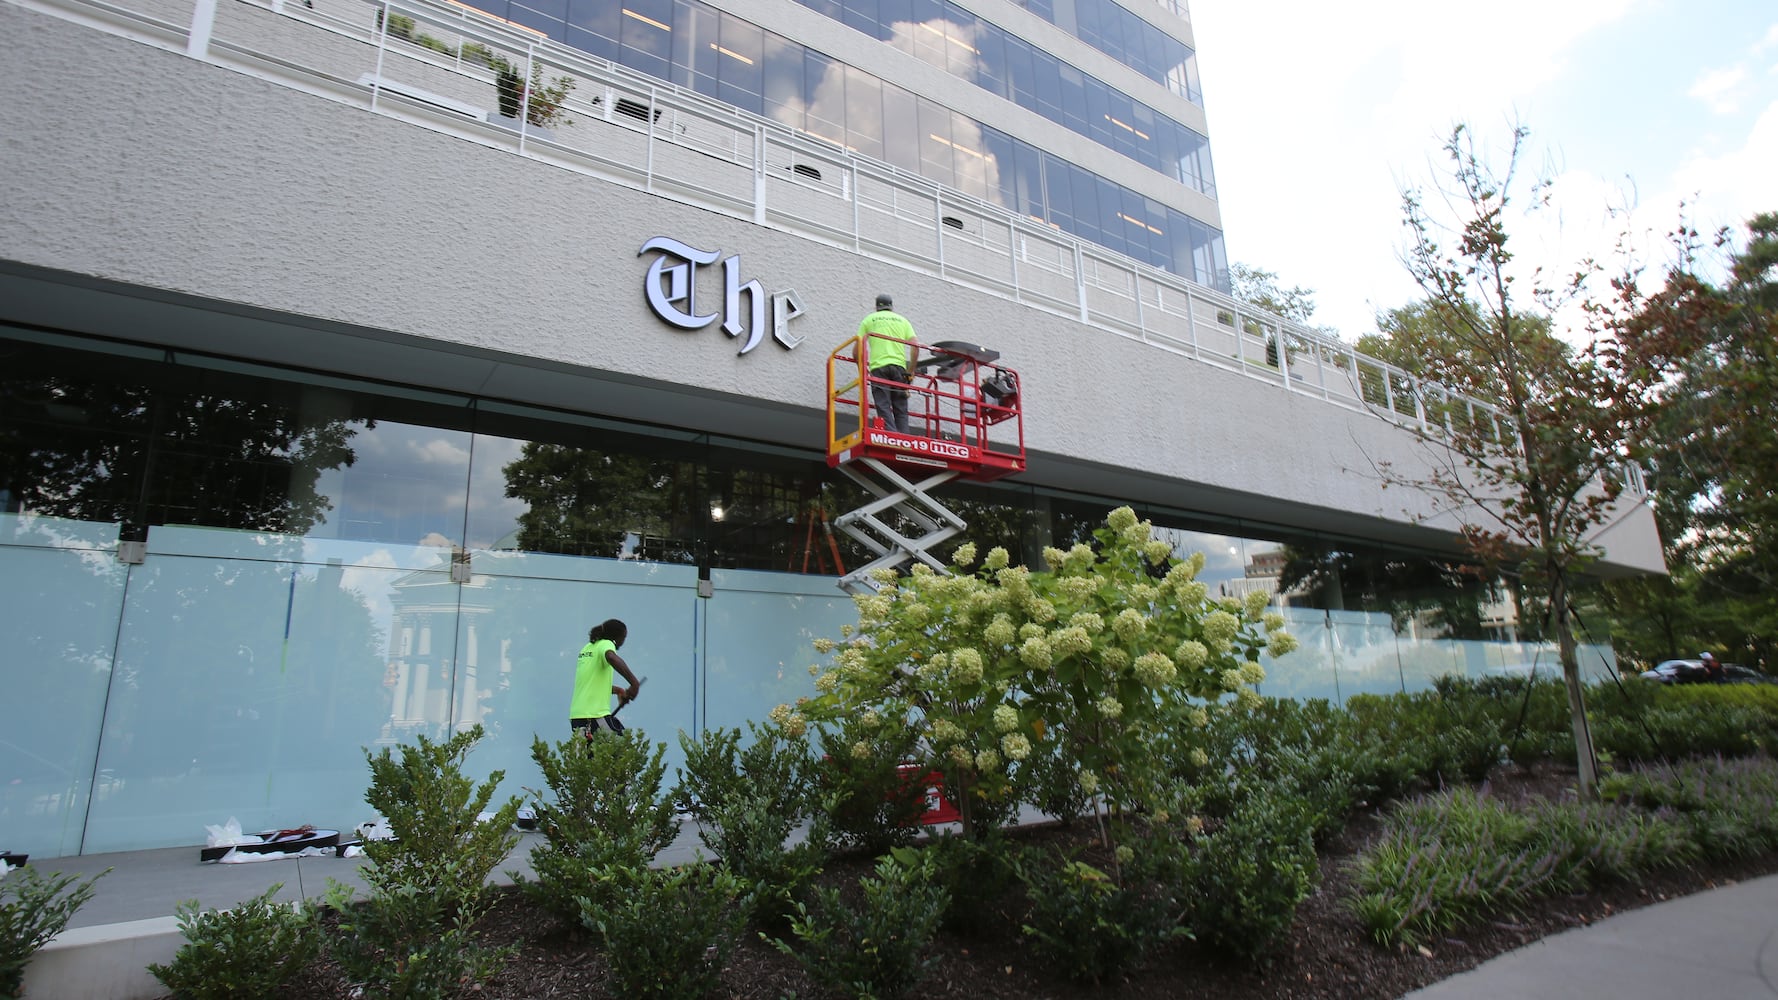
[832,458,967,594]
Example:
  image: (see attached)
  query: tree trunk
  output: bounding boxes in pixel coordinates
[1551,573,1599,798]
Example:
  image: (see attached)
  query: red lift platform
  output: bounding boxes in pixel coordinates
[824,336,1026,593]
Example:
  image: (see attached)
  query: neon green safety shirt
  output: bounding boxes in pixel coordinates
[859,310,914,371]
[572,638,617,718]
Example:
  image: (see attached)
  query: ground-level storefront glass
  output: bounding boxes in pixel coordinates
[0,329,1614,857]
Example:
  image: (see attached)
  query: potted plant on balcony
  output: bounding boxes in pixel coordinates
[485,56,575,131]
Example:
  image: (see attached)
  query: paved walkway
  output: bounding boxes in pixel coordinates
[15,835,1778,999]
[1404,871,1778,1000]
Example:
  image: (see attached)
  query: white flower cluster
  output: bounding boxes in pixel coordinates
[1143,539,1174,565]
[1019,635,1053,669]
[768,703,807,738]
[1202,610,1239,649]
[1050,625,1093,657]
[813,637,837,654]
[1096,695,1124,719]
[1063,544,1097,575]
[1042,546,1067,571]
[1174,639,1209,671]
[1079,770,1100,795]
[1133,651,1177,687]
[1070,611,1105,634]
[1268,631,1300,657]
[1262,612,1286,633]
[984,615,1015,647]
[1239,661,1266,686]
[1244,589,1271,618]
[984,546,1011,570]
[993,703,1019,732]
[951,648,984,685]
[1112,608,1147,641]
[1000,732,1032,760]
[1025,597,1057,623]
[952,542,977,567]
[975,748,1001,772]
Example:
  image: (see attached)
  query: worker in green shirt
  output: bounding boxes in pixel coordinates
[571,618,642,736]
[859,292,917,433]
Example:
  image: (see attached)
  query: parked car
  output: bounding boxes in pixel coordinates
[1639,659,1778,685]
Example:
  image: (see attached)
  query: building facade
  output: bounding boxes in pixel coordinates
[0,0,1654,857]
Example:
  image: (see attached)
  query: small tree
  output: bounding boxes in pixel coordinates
[1382,124,1705,796]
[790,507,1293,846]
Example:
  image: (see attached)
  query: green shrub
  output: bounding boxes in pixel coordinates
[895,833,1017,937]
[324,883,512,1000]
[1,865,106,998]
[147,885,319,999]
[523,732,678,921]
[580,864,748,998]
[1016,843,1184,984]
[812,714,928,855]
[677,724,825,929]
[328,724,520,998]
[1184,790,1318,964]
[774,854,949,1000]
[358,725,521,910]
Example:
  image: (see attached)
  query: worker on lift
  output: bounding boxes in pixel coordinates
[859,293,917,434]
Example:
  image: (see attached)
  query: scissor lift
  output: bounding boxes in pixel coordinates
[825,336,1026,594]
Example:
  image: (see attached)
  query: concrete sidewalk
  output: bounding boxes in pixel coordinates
[16,838,1778,999]
[15,820,717,999]
[1404,872,1778,1000]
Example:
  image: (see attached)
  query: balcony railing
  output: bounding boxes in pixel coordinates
[15,0,1642,496]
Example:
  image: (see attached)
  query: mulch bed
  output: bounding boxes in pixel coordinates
[274,761,1778,999]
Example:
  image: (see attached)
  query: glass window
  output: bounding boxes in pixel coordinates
[917,95,955,188]
[971,19,1006,99]
[672,1,719,96]
[909,0,947,68]
[1084,78,1116,151]
[842,0,878,35]
[880,80,922,173]
[1004,35,1037,114]
[506,5,565,41]
[617,0,674,79]
[950,110,989,200]
[715,12,765,114]
[979,127,1018,214]
[875,0,910,41]
[803,50,844,145]
[1091,174,1124,255]
[1031,48,1062,122]
[1057,63,1088,135]
[943,5,980,78]
[845,65,885,160]
[762,33,804,129]
[565,0,619,61]
[1042,155,1074,232]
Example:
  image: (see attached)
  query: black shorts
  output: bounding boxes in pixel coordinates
[571,716,625,736]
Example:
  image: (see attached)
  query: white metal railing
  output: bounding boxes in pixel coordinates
[15,0,1642,497]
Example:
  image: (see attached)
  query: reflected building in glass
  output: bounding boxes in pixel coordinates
[0,0,1651,858]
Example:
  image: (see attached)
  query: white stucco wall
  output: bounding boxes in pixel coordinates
[0,0,1665,575]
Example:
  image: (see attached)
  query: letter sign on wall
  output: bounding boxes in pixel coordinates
[640,237,805,354]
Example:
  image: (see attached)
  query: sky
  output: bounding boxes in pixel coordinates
[1189,0,1778,341]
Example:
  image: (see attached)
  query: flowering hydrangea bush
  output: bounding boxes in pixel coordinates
[783,507,1296,839]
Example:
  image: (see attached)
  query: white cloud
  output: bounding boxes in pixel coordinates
[1668,98,1778,228]
[1690,65,1749,114]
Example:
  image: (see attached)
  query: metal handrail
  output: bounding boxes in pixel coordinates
[16,0,1641,496]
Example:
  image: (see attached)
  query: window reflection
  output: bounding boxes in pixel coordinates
[478,0,1229,283]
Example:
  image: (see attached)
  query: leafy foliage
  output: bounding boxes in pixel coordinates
[0,865,105,998]
[328,725,519,998]
[1016,845,1185,984]
[794,507,1292,843]
[147,885,320,1000]
[522,732,678,921]
[580,864,749,998]
[676,724,826,929]
[774,854,949,1000]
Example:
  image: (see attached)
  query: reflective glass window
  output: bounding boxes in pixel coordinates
[845,65,886,160]
[505,5,563,40]
[1057,63,1088,135]
[979,127,1019,214]
[972,20,1006,99]
[909,0,947,68]
[1004,35,1037,114]
[803,50,845,145]
[762,33,804,129]
[950,110,990,200]
[565,0,620,60]
[672,1,720,95]
[617,0,674,78]
[880,80,922,173]
[917,95,956,188]
[715,12,765,114]
[842,0,878,35]
[1041,155,1074,231]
